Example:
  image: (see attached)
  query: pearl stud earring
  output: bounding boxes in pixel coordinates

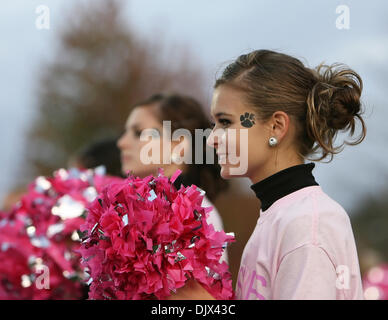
[268,137,278,147]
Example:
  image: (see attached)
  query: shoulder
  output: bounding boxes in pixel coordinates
[274,186,353,253]
[312,188,351,225]
[276,186,351,230]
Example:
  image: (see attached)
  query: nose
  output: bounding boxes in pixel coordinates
[206,129,218,150]
[117,132,129,150]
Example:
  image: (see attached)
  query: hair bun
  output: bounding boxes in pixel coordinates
[306,63,366,160]
[314,63,362,130]
[328,85,361,130]
[312,64,362,130]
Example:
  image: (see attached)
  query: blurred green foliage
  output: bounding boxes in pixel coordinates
[351,188,388,275]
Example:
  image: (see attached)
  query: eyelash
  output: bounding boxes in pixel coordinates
[211,119,231,129]
[133,129,142,137]
[132,128,161,138]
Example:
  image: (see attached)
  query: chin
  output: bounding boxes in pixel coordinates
[121,167,130,176]
[220,165,248,179]
[219,166,232,180]
[122,164,136,176]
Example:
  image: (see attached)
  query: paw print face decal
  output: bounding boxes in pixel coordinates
[240,112,255,128]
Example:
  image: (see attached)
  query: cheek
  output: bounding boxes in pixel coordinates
[247,128,268,160]
[131,139,143,156]
[226,128,246,157]
[140,138,164,163]
[220,130,228,150]
[160,137,168,151]
[215,128,243,158]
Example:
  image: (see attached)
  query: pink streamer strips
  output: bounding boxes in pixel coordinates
[79,169,235,300]
[0,167,122,299]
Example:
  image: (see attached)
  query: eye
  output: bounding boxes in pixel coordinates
[133,129,142,137]
[218,118,231,128]
[210,118,232,129]
[139,128,161,138]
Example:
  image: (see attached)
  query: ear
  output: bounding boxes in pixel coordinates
[269,111,290,142]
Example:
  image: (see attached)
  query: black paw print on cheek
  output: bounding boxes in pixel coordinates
[240,112,255,128]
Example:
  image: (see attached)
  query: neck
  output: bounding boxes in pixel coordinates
[159,164,186,179]
[249,158,304,185]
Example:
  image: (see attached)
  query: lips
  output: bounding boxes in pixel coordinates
[121,154,131,161]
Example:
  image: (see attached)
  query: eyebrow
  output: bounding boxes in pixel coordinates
[214,112,233,118]
[124,123,139,131]
[126,123,161,133]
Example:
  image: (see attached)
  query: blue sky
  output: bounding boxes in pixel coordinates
[1,0,388,211]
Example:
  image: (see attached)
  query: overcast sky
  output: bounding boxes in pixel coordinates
[1,0,387,212]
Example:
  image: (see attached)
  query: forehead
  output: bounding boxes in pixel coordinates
[125,106,161,127]
[210,85,251,116]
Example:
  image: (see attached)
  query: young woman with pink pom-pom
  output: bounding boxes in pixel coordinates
[175,49,367,300]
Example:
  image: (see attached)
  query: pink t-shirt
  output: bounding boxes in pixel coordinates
[236,185,364,300]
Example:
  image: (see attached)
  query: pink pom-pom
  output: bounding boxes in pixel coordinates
[80,169,235,300]
[0,167,123,299]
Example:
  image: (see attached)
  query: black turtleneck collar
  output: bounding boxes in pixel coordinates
[173,174,185,190]
[250,163,318,212]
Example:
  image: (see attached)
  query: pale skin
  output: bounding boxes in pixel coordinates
[117,104,186,178]
[207,84,303,184]
[169,85,304,299]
